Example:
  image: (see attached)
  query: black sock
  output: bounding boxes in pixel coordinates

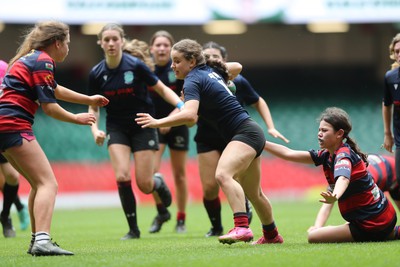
[14,195,24,211]
[1,183,18,219]
[203,197,222,230]
[117,181,139,233]
[156,203,168,215]
[262,222,279,239]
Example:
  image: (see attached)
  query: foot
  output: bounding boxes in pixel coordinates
[251,234,284,245]
[245,198,253,225]
[1,216,16,238]
[18,204,30,231]
[31,240,74,256]
[149,211,171,233]
[205,227,223,237]
[154,173,172,207]
[218,227,253,244]
[27,237,35,254]
[121,229,140,240]
[175,220,186,234]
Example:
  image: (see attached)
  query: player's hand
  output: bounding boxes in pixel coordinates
[135,113,158,128]
[75,113,96,125]
[319,191,337,204]
[383,134,394,153]
[90,95,109,107]
[268,128,290,143]
[93,130,106,146]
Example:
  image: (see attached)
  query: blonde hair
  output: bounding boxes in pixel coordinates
[123,39,155,71]
[389,33,400,69]
[9,21,69,66]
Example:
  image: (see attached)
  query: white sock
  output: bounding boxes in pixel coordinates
[35,231,50,244]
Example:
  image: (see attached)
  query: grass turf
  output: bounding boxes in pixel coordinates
[1,200,399,267]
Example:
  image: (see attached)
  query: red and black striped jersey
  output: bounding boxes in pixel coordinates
[0,49,57,132]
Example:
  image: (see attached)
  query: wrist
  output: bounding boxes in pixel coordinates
[176,101,184,110]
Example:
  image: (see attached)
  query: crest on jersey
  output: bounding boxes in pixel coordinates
[45,63,53,71]
[124,71,134,84]
[103,75,107,81]
[395,84,398,90]
[168,70,176,83]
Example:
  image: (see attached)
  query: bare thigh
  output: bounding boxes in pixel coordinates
[3,139,56,189]
[133,150,156,193]
[108,144,132,182]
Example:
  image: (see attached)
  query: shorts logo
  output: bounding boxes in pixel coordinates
[148,139,156,147]
[124,71,134,84]
[174,136,185,148]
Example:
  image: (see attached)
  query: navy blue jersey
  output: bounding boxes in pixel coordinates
[88,53,158,129]
[194,73,258,147]
[150,60,182,118]
[234,74,259,106]
[309,144,396,231]
[183,64,250,142]
[383,67,400,146]
[0,49,57,132]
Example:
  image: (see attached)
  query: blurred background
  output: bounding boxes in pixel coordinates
[0,0,398,205]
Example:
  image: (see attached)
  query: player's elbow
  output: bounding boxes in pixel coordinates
[185,114,198,127]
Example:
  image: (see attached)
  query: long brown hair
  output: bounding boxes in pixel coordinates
[9,21,69,66]
[318,107,368,165]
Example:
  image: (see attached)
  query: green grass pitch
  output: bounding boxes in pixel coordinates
[1,200,399,267]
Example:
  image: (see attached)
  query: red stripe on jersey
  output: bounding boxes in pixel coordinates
[32,69,54,85]
[9,62,35,88]
[0,115,32,131]
[349,161,368,181]
[1,89,39,116]
[357,201,396,231]
[368,167,384,188]
[338,187,377,214]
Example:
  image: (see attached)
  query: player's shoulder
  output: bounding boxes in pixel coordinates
[90,59,107,76]
[385,67,399,79]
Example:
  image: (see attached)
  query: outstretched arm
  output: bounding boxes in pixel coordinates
[264,140,314,164]
[152,80,184,109]
[55,85,109,107]
[252,97,289,143]
[136,99,198,128]
[42,102,96,125]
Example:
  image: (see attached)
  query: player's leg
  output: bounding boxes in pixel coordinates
[216,141,255,244]
[169,148,188,233]
[240,158,283,245]
[4,139,73,255]
[0,161,18,237]
[198,150,223,237]
[108,143,140,240]
[308,224,354,243]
